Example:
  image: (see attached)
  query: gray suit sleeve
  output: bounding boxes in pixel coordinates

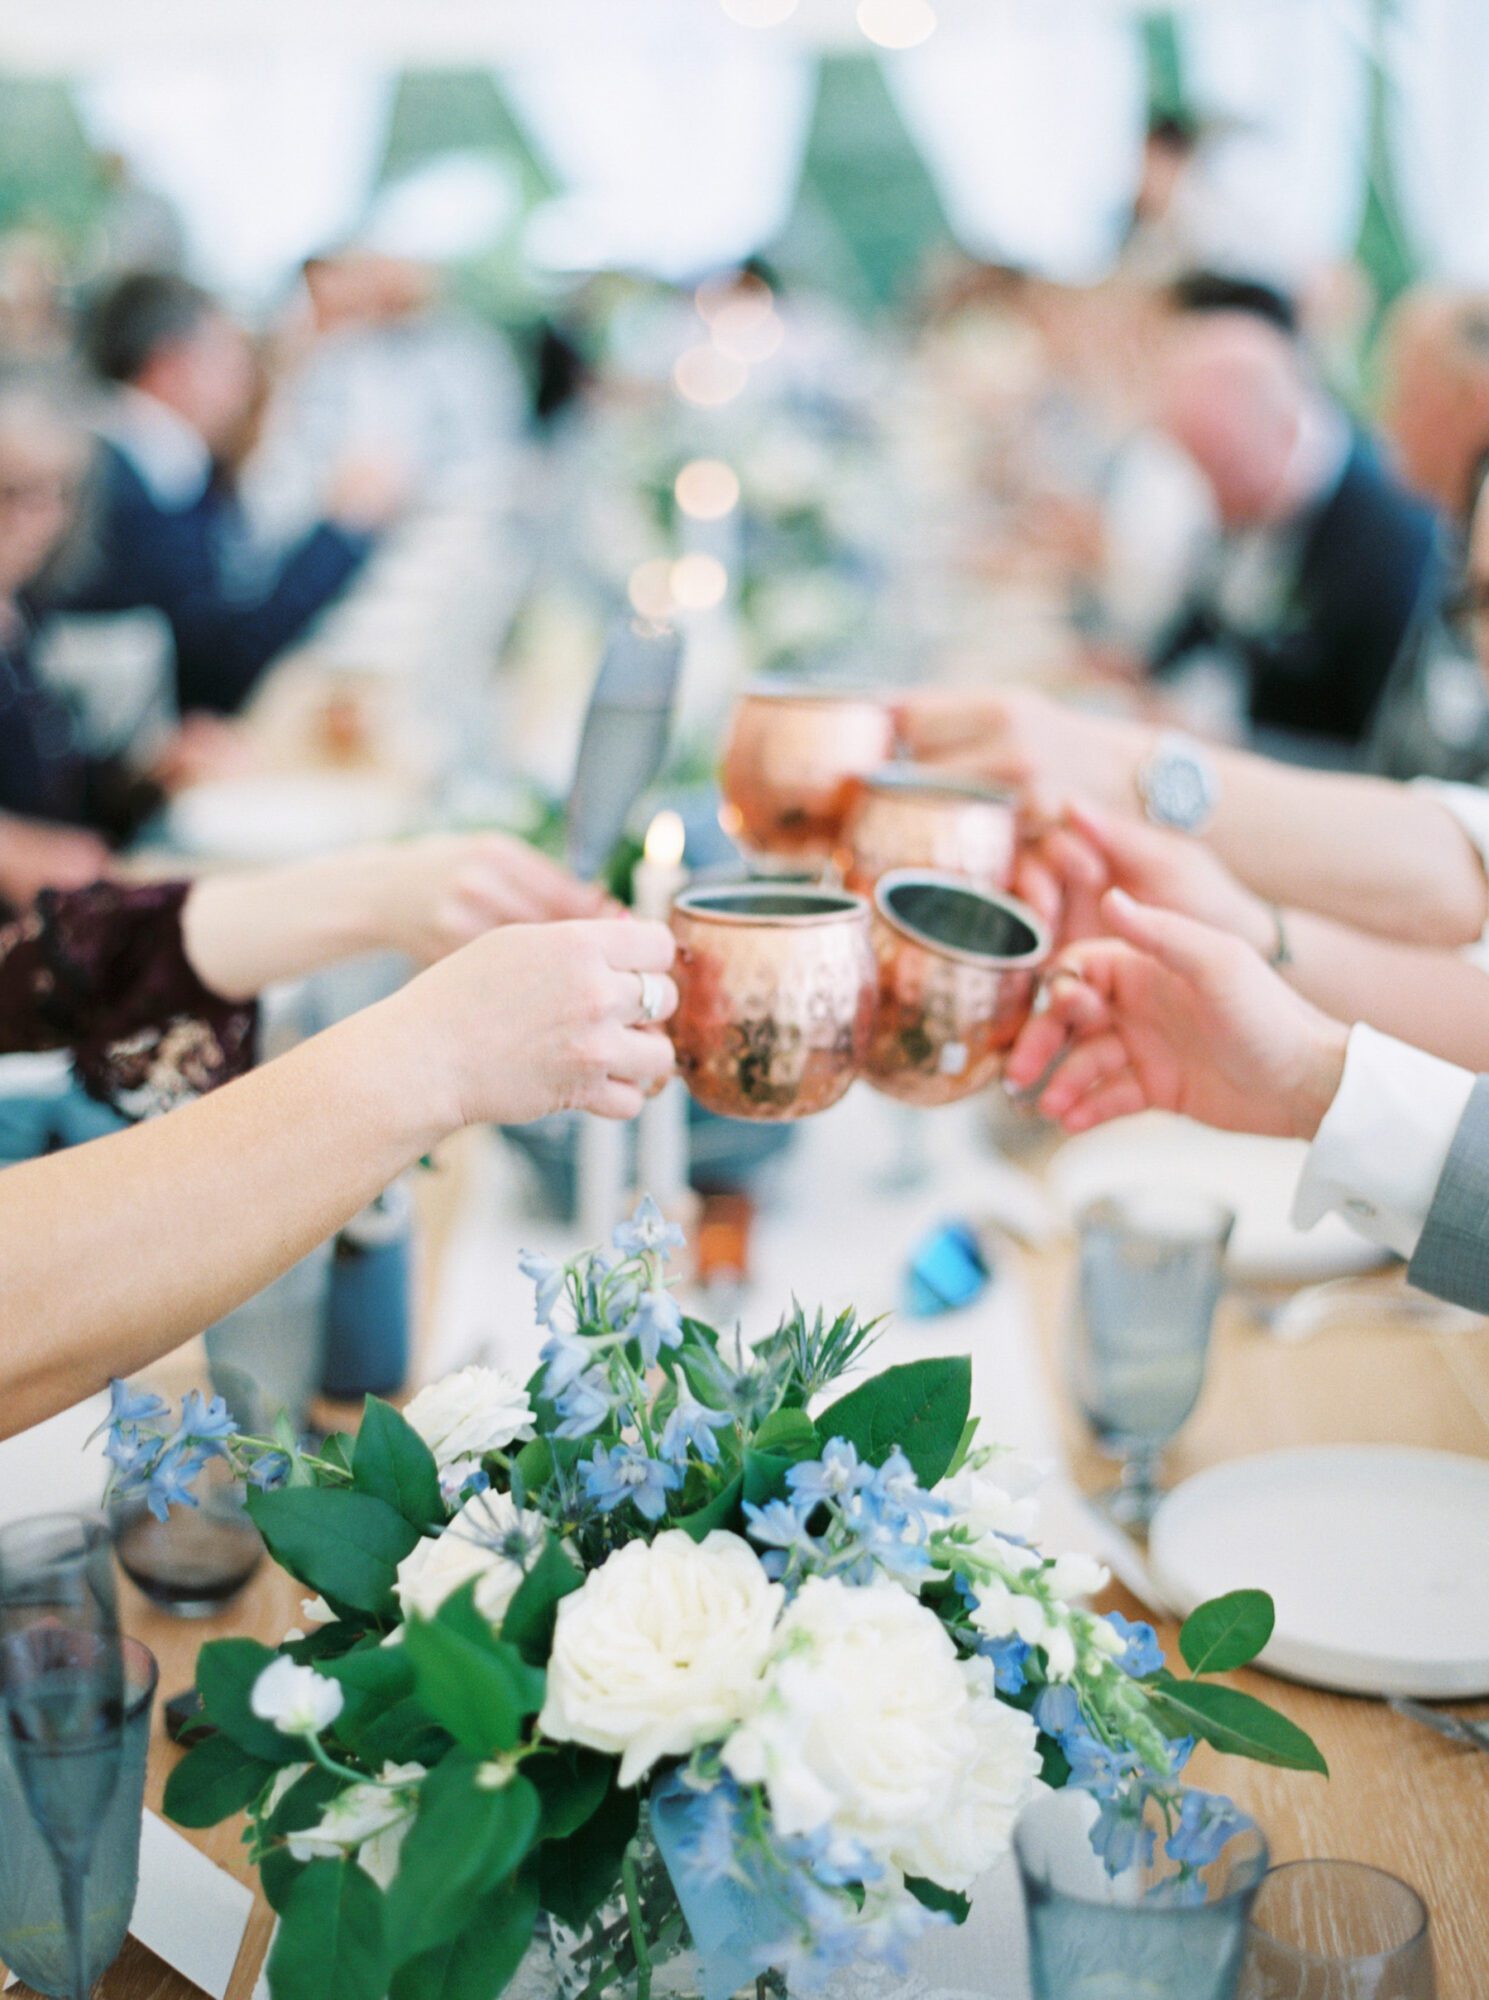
[1407,1075,1489,1311]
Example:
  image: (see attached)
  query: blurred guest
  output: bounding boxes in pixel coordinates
[1150,302,1443,752]
[88,151,186,279]
[0,229,71,366]
[0,380,239,910]
[48,272,399,714]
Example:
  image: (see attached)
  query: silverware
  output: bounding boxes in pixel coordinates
[1389,1697,1489,1750]
[566,617,684,879]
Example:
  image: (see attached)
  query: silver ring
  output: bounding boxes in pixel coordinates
[635,971,668,1024]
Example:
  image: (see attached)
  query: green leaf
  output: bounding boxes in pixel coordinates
[264,1764,341,1839]
[261,1847,307,1915]
[501,1537,584,1665]
[945,1416,981,1480]
[817,1356,972,1487]
[675,1473,745,1543]
[353,1399,445,1531]
[324,1646,418,1742]
[384,1756,541,1966]
[1180,1590,1277,1677]
[248,1486,421,1618]
[196,1639,303,1764]
[405,1583,546,1757]
[320,1432,356,1476]
[537,1782,638,1931]
[742,1450,794,1507]
[164,1734,278,1828]
[268,1859,388,2000]
[1148,1673,1329,1775]
[527,1746,613,1841]
[390,1870,539,2000]
[751,1409,819,1461]
[905,1877,970,1925]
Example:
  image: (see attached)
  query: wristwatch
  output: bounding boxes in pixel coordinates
[1136,732,1219,834]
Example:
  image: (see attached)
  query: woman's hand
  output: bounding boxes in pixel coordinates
[0,815,114,908]
[393,917,679,1130]
[894,686,1150,812]
[1005,889,1348,1141]
[366,834,613,964]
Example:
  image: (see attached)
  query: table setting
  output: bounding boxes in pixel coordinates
[3,662,1486,2000]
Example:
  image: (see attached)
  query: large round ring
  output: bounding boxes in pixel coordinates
[635,971,668,1025]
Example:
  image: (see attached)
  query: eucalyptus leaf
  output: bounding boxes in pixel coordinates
[1149,1673,1328,1775]
[353,1399,445,1530]
[1179,1590,1277,1677]
[817,1356,972,1487]
[247,1486,420,1618]
[268,1859,389,2000]
[164,1734,278,1829]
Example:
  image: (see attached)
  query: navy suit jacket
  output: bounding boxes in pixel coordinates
[0,621,151,840]
[52,442,372,715]
[1154,437,1444,750]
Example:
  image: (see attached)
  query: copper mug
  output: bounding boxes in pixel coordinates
[719,685,898,866]
[842,767,1017,896]
[669,883,876,1121]
[865,869,1049,1106]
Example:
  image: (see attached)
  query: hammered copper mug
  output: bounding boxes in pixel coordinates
[841,767,1018,897]
[669,884,876,1120]
[865,869,1049,1106]
[719,685,897,866]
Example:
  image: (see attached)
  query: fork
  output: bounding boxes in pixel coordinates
[1388,1697,1489,1750]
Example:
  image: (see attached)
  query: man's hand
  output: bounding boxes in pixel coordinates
[0,816,114,910]
[894,685,1150,813]
[1005,889,1349,1141]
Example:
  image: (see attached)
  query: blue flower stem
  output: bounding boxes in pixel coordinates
[621,1840,653,2000]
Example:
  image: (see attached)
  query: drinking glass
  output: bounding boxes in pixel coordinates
[110,1459,263,1619]
[0,1638,157,1998]
[0,1515,126,2000]
[1071,1187,1235,1527]
[1017,1785,1269,2000]
[205,1240,333,1435]
[1238,1861,1435,1999]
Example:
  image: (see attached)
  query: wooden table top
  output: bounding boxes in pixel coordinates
[21,1215,1489,2000]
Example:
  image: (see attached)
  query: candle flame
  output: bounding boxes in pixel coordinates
[645,810,686,868]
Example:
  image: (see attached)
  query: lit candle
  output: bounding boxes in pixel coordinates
[635,811,691,1215]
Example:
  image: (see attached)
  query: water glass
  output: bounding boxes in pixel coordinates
[110,1459,263,1619]
[1071,1186,1235,1527]
[0,1637,157,1998]
[1238,1861,1435,1998]
[1017,1786,1268,2000]
[205,1240,333,1435]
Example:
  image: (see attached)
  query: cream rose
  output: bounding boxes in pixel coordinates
[403,1365,535,1471]
[394,1489,547,1630]
[893,1659,1042,1892]
[539,1530,782,1786]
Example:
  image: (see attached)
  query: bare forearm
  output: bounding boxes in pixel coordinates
[180,848,389,1001]
[0,992,447,1435]
[1278,906,1489,1068]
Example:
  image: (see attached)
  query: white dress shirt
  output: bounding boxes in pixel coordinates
[94,387,212,510]
[1293,1023,1476,1257]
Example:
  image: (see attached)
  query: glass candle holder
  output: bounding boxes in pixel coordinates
[1238,1861,1435,1999]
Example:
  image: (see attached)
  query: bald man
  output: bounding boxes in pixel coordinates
[1150,307,1442,752]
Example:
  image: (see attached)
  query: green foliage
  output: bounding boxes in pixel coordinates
[1148,1673,1329,1776]
[675,1473,745,1543]
[537,1782,639,1931]
[905,1877,970,1925]
[390,1869,540,2000]
[353,1399,445,1530]
[197,1639,304,1764]
[384,1755,541,1964]
[501,1537,584,1665]
[247,1486,421,1619]
[163,1734,278,1828]
[404,1582,546,1757]
[751,1408,819,1461]
[742,1450,795,1508]
[1179,1591,1277,1678]
[528,1744,614,1841]
[817,1356,972,1487]
[268,1859,389,2000]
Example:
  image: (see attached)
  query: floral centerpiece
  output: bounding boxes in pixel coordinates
[105,1201,1324,2000]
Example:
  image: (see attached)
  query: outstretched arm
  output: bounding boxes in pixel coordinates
[0,918,675,1437]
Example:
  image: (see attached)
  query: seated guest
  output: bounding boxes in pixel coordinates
[49,272,401,714]
[0,380,239,911]
[1149,300,1443,752]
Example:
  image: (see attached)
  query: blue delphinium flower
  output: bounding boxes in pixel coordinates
[865,1448,950,1534]
[553,1369,621,1440]
[1089,1790,1156,1876]
[613,1195,686,1260]
[1165,1789,1248,1871]
[1105,1611,1164,1679]
[539,1328,592,1400]
[518,1248,565,1326]
[103,1425,157,1479]
[97,1378,169,1437]
[786,1439,871,1511]
[659,1383,731,1466]
[978,1633,1032,1696]
[1032,1682,1082,1741]
[145,1443,214,1522]
[627,1288,684,1369]
[246,1452,291,1491]
[173,1390,236,1446]
[743,1497,823,1578]
[581,1442,682,1522]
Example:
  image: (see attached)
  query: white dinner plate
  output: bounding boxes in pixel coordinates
[1149,1445,1489,1698]
[1047,1112,1389,1286]
[167,773,413,863]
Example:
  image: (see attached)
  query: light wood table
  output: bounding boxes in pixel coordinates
[24,1238,1489,2000]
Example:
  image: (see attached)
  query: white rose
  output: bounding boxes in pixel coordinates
[893,1660,1041,1892]
[249,1658,344,1738]
[539,1531,782,1786]
[403,1365,535,1472]
[395,1490,547,1630]
[934,1459,1042,1546]
[288,1761,425,1889]
[722,1577,970,1873]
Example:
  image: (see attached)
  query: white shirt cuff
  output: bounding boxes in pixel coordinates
[1292,1023,1476,1259]
[1411,778,1489,970]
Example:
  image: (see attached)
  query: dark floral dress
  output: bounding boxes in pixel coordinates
[0,879,256,1118]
